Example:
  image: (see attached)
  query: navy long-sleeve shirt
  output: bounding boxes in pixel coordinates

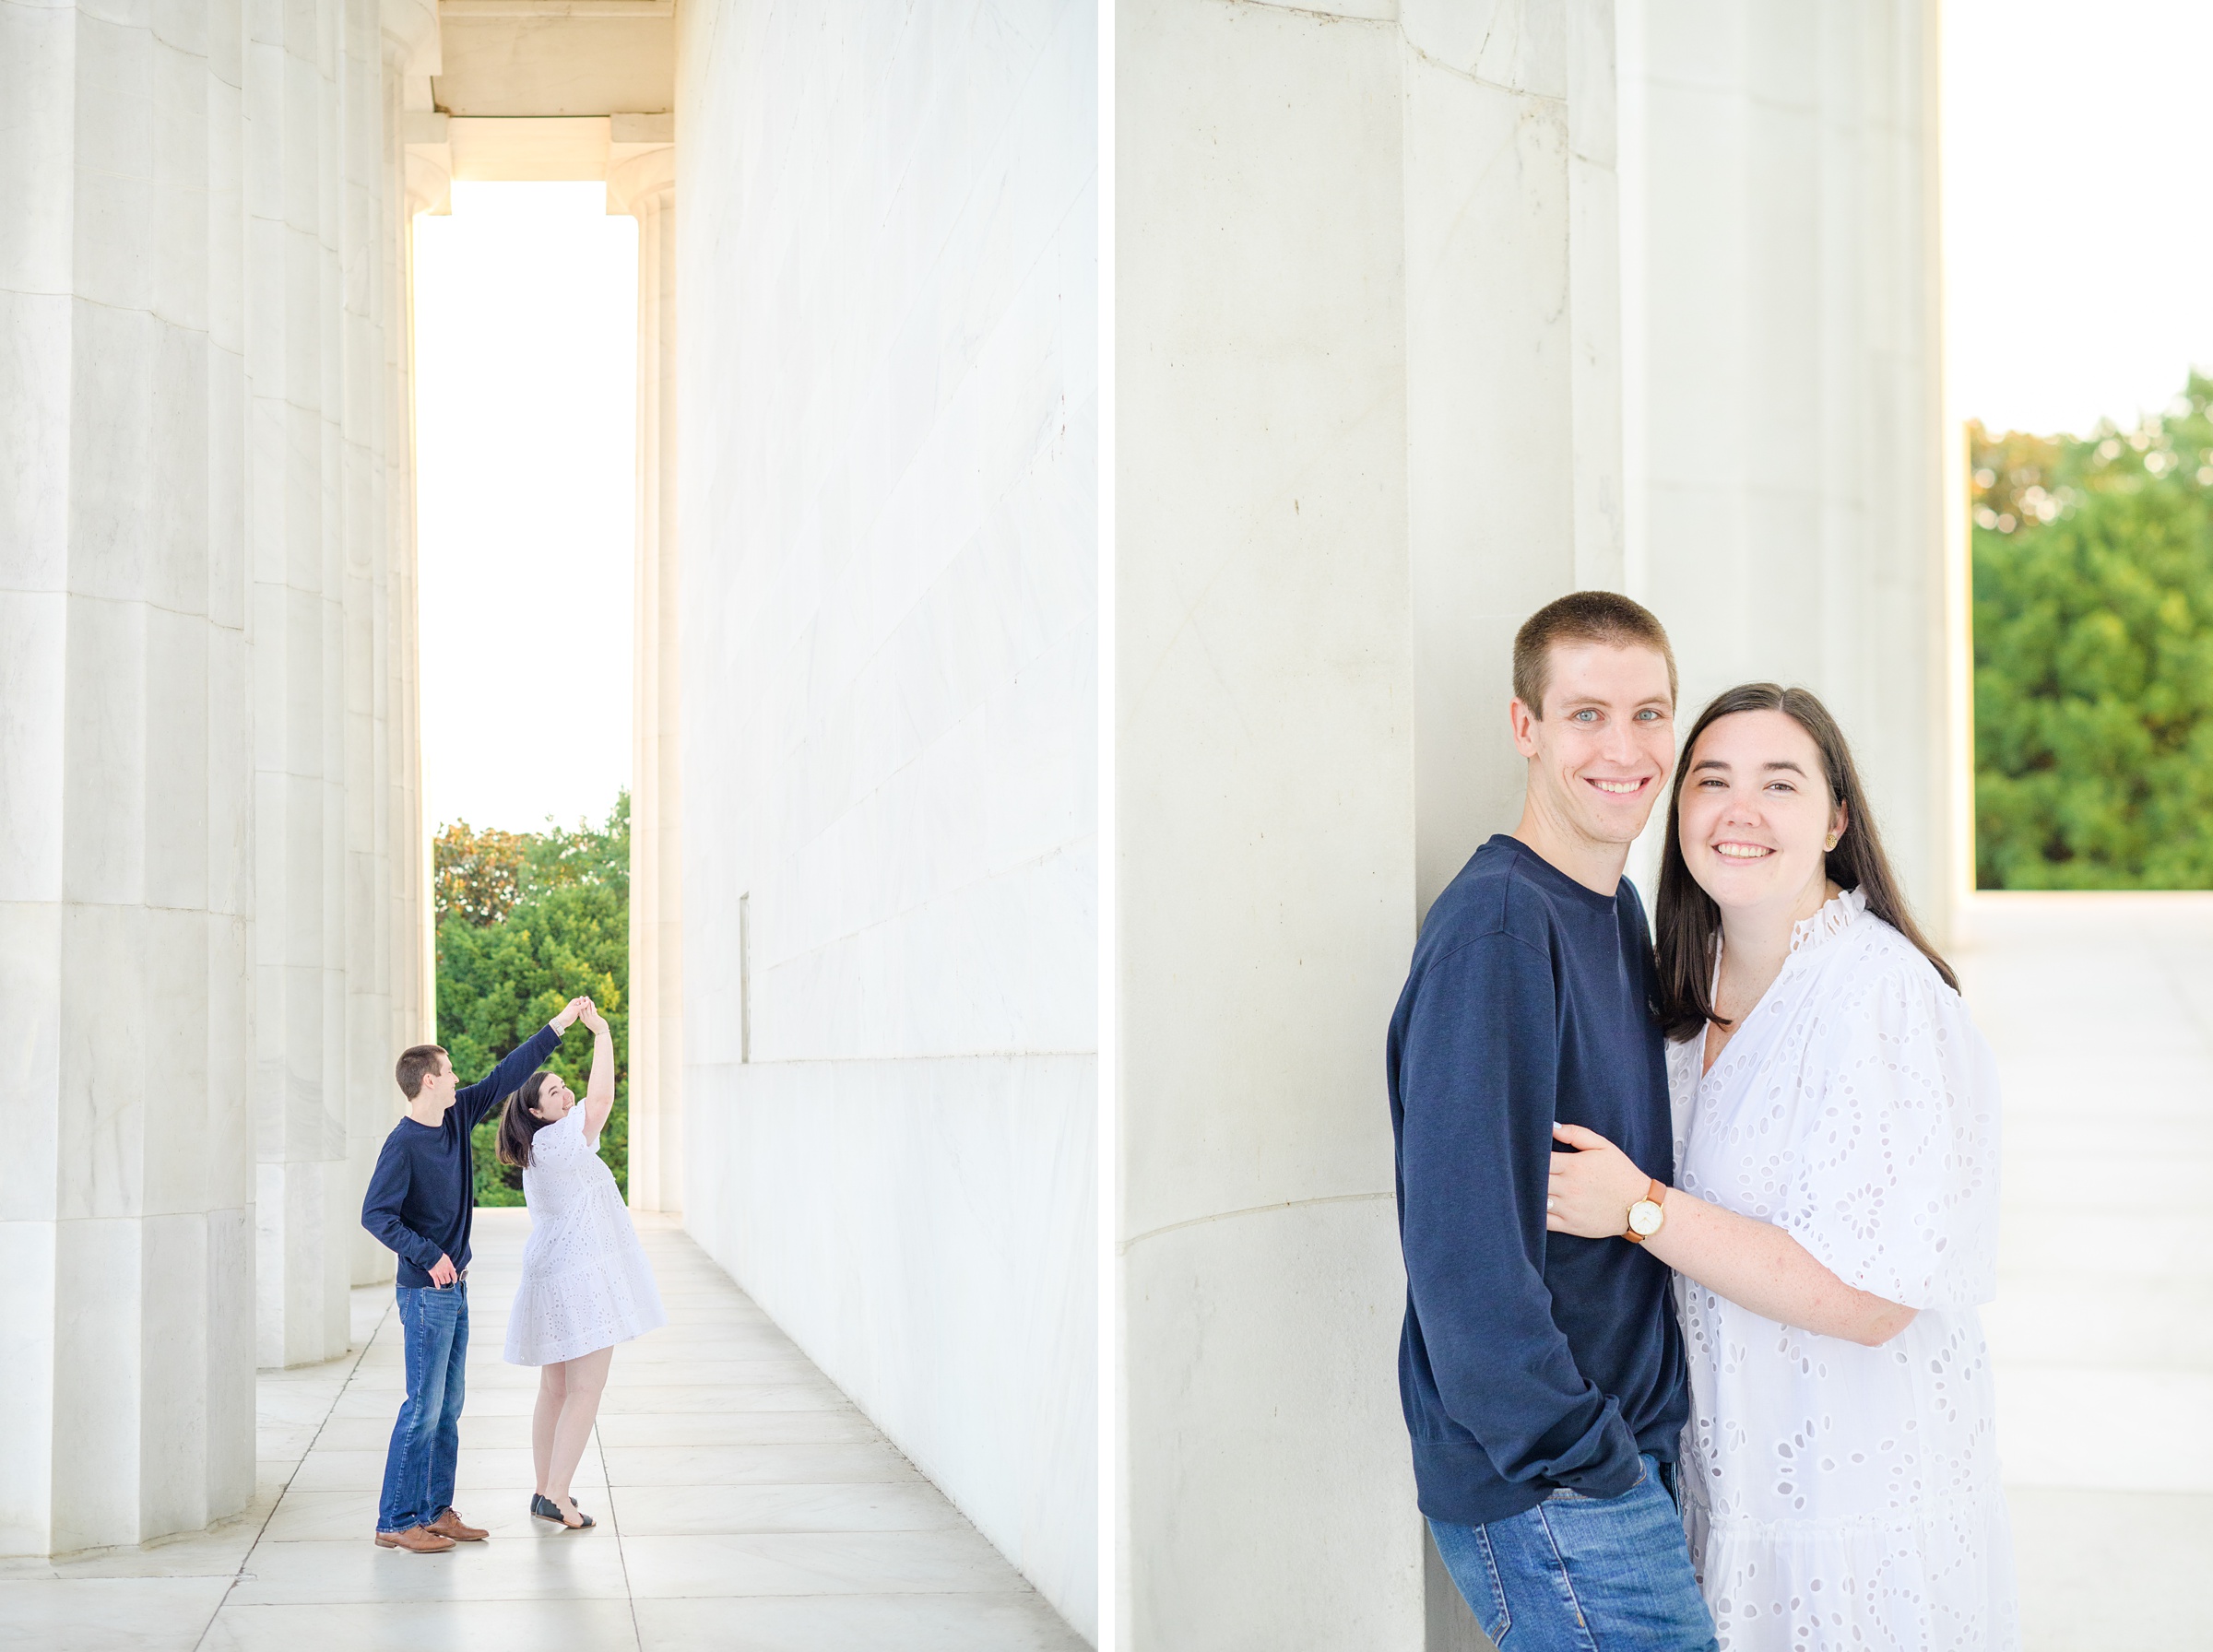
[1388,834,1687,1526]
[361,1023,564,1288]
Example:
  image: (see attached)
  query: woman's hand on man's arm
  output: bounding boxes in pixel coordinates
[1545,1122,1653,1237]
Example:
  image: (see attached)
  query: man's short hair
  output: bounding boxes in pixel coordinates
[395,1044,448,1100]
[1511,590,1677,716]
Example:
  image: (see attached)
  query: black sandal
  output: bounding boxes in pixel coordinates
[530,1493,594,1530]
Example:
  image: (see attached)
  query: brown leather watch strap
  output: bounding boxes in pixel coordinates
[1622,1178,1667,1244]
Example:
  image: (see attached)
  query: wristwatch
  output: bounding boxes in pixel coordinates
[1623,1179,1667,1243]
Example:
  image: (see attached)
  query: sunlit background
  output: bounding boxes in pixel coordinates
[1944,0,2213,436]
[413,183,637,834]
[1946,0,2213,897]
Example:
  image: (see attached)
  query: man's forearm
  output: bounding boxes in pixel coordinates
[458,1021,562,1122]
[363,1210,442,1273]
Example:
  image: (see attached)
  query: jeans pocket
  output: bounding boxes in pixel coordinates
[1544,1455,1651,1504]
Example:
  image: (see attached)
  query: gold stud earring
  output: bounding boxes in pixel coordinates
[1824,834,1839,851]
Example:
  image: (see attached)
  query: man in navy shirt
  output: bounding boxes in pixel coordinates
[1389,593,1717,1649]
[362,999,583,1552]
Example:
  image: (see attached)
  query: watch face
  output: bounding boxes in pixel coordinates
[1627,1199,1663,1237]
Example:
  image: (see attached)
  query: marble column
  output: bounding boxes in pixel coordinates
[384,2,439,1055]
[1619,0,1950,920]
[1118,1,1622,1641]
[243,0,351,1370]
[0,0,259,1552]
[329,0,439,1296]
[1404,0,1627,913]
[607,136,682,1214]
[244,0,429,1361]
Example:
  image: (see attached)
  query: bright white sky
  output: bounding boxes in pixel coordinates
[414,183,637,835]
[1943,0,2213,437]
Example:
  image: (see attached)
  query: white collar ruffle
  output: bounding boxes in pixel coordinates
[1788,884,1866,955]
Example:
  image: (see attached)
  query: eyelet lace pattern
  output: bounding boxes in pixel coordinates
[503,1108,668,1366]
[1669,891,2020,1649]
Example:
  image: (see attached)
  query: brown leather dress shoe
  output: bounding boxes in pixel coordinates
[429,1508,488,1541]
[375,1526,456,1552]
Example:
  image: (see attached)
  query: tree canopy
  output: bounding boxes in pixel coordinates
[1972,372,2213,888]
[434,796,631,1203]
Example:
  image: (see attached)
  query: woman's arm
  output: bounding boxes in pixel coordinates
[578,998,616,1142]
[1548,1123,1918,1348]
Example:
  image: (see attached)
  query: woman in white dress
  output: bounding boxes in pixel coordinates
[1546,684,2018,1651]
[494,997,667,1531]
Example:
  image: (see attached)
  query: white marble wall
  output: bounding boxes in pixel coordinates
[0,0,429,1552]
[1618,0,1951,919]
[1118,1,1623,1643]
[674,0,1097,1634]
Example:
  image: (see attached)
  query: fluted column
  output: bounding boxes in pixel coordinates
[243,0,349,1369]
[0,0,258,1552]
[1620,0,1949,919]
[351,9,441,1291]
[333,0,402,1293]
[385,0,440,1052]
[608,137,681,1214]
[1118,2,1623,1639]
[244,0,430,1360]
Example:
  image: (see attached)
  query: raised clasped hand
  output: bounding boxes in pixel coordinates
[552,995,589,1032]
[1547,1122,1655,1240]
[579,997,609,1036]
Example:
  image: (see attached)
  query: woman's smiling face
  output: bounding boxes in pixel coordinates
[1676,709,1846,916]
[531,1074,577,1120]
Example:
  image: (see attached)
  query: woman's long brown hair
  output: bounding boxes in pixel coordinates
[1654,682,1957,1042]
[495,1069,558,1169]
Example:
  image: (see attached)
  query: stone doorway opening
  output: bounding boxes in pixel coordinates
[403,113,683,1221]
[411,179,644,1209]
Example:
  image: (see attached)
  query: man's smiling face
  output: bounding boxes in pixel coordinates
[1511,641,1677,851]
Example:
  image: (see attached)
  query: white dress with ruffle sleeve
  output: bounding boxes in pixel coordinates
[503,1107,667,1366]
[1670,888,2019,1651]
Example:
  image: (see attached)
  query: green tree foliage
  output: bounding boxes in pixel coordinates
[1973,372,2213,888]
[432,821,530,927]
[433,796,630,1204]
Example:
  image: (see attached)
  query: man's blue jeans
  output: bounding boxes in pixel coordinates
[377,1282,468,1534]
[1429,1455,1717,1652]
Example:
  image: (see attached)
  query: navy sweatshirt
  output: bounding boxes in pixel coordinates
[361,1022,564,1288]
[1387,834,1687,1525]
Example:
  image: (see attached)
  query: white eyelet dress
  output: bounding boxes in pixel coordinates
[503,1108,667,1365]
[1671,889,2019,1651]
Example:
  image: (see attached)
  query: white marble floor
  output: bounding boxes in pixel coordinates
[0,1210,1083,1651]
[1958,895,2213,1650]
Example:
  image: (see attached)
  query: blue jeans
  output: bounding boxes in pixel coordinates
[377,1282,469,1533]
[1430,1455,1716,1652]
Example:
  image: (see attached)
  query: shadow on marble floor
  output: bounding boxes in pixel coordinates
[0,1210,1083,1652]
